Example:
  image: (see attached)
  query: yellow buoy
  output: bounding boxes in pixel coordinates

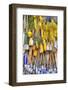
[33,49,38,57]
[32,45,38,57]
[43,40,46,52]
[39,43,44,53]
[27,31,32,37]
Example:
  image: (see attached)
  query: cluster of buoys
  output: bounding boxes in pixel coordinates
[23,16,57,74]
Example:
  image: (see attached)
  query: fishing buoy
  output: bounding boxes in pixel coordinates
[23,53,28,65]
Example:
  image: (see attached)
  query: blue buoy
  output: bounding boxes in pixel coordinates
[23,53,28,65]
[46,16,51,22]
